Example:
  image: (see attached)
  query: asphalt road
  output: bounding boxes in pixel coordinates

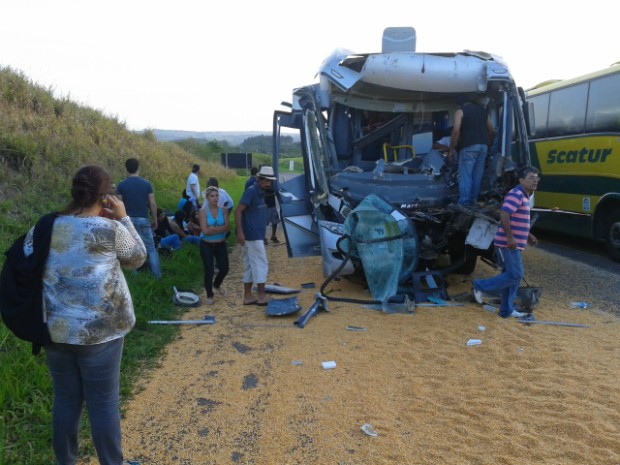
[520,229,620,317]
[534,228,620,275]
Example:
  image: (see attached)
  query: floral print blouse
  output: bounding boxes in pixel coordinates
[30,215,146,345]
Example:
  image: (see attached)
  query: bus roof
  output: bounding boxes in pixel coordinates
[526,63,620,95]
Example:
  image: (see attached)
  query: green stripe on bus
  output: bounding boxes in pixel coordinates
[537,175,620,196]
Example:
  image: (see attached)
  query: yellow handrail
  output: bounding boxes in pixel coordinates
[383,143,415,162]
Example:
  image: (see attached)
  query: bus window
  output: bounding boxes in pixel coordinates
[547,83,588,137]
[529,94,549,138]
[586,73,620,132]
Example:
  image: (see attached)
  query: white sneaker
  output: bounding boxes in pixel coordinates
[508,310,525,318]
[216,287,226,297]
[472,288,484,304]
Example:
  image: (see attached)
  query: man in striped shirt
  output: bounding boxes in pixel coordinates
[472,167,540,318]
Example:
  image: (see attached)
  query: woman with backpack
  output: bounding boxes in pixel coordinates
[42,165,146,465]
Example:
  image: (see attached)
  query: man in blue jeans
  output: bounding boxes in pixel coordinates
[472,167,540,318]
[117,158,161,278]
[449,96,495,206]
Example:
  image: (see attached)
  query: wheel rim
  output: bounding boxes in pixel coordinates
[609,221,620,250]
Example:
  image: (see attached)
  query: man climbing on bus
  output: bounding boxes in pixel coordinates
[449,95,495,206]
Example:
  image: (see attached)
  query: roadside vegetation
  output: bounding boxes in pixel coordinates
[0,66,250,464]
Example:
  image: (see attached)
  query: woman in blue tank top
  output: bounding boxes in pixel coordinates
[198,186,230,304]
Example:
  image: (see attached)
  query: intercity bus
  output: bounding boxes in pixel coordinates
[272,27,531,281]
[526,64,620,260]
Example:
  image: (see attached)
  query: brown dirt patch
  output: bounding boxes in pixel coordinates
[82,237,620,465]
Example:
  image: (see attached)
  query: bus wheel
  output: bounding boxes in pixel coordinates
[605,210,620,262]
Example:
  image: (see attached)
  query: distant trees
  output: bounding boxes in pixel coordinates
[239,134,300,157]
[174,138,233,159]
[176,134,301,158]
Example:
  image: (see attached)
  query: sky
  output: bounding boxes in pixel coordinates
[1,0,618,133]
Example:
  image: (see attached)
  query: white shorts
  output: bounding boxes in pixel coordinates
[242,240,268,284]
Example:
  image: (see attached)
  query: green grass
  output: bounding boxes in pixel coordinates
[277,156,304,175]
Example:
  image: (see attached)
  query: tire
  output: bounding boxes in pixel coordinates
[604,209,620,262]
[448,235,478,275]
[453,246,478,275]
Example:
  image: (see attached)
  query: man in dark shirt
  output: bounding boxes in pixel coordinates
[116,158,161,278]
[235,166,277,305]
[449,96,495,206]
[244,166,259,190]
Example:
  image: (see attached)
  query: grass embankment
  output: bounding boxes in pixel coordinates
[0,66,251,464]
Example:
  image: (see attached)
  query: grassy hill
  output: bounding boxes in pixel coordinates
[0,66,235,242]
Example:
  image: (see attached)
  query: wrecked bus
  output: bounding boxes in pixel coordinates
[272,27,531,293]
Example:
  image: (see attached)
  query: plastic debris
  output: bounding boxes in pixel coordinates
[291,360,303,366]
[148,316,215,325]
[466,339,482,346]
[172,287,201,307]
[346,325,367,332]
[382,294,415,313]
[570,301,590,309]
[295,293,329,328]
[360,423,378,437]
[265,296,302,316]
[321,361,337,370]
[483,304,496,313]
[478,325,486,332]
[519,318,590,328]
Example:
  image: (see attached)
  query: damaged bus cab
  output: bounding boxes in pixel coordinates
[272,27,531,284]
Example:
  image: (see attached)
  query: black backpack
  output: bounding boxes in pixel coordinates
[0,212,58,355]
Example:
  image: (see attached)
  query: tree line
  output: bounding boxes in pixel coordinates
[174,134,301,158]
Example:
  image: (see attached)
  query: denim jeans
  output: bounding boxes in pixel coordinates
[45,338,125,465]
[131,216,161,278]
[474,247,523,317]
[183,235,201,246]
[458,143,488,206]
[160,234,181,250]
[200,240,229,297]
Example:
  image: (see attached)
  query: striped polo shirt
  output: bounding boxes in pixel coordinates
[494,185,531,250]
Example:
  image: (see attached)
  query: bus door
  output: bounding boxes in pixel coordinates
[273,110,321,258]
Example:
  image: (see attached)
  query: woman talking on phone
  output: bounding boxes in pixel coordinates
[41,165,146,465]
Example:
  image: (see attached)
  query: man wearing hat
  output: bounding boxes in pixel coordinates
[235,166,277,305]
